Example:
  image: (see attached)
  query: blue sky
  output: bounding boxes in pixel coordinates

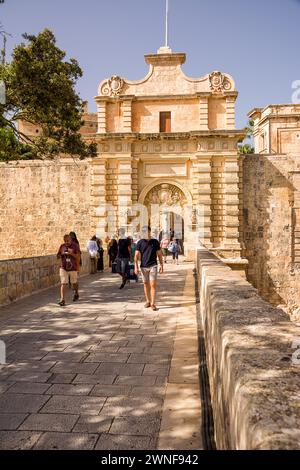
[1,0,300,128]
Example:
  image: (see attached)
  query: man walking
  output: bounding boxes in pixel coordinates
[117,228,131,289]
[57,234,80,306]
[134,226,163,311]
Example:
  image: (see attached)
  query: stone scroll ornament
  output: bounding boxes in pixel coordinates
[145,184,187,207]
[209,71,232,93]
[101,75,124,97]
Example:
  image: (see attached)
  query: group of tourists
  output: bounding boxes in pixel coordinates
[57,227,182,310]
[86,236,104,274]
[160,233,182,265]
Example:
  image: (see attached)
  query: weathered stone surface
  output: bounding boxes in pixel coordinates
[197,247,300,450]
[40,395,106,415]
[8,382,51,395]
[19,413,79,432]
[0,394,50,414]
[0,264,202,451]
[0,252,92,307]
[72,415,112,434]
[33,432,98,450]
[0,431,41,449]
[243,151,300,319]
[109,416,161,436]
[95,433,155,450]
[0,413,28,430]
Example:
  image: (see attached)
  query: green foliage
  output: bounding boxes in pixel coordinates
[0,29,97,160]
[0,127,36,161]
[239,143,255,154]
[245,119,254,138]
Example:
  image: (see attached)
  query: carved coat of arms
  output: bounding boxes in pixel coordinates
[209,71,231,93]
[101,75,124,97]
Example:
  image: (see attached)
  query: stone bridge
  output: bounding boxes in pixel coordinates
[0,250,300,450]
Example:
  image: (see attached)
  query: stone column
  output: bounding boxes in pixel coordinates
[91,158,107,239]
[122,97,133,132]
[222,155,241,255]
[191,156,212,248]
[97,99,107,134]
[225,96,235,130]
[198,95,209,130]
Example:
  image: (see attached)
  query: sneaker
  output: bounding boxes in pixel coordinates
[58,299,65,307]
[73,293,79,302]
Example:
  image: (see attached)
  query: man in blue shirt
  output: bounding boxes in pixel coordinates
[134,226,163,311]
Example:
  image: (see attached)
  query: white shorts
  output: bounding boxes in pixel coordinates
[141,265,158,283]
[60,268,78,285]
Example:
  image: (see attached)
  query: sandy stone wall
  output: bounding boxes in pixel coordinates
[0,253,91,306]
[242,154,300,318]
[0,160,93,260]
[197,247,300,450]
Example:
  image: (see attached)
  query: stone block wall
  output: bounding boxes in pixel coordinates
[0,159,93,260]
[242,154,300,318]
[0,253,91,306]
[197,247,300,450]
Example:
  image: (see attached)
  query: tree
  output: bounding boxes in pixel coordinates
[0,29,96,160]
[238,119,255,154]
[239,143,255,154]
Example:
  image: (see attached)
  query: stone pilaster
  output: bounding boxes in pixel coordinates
[96,99,107,134]
[191,156,212,248]
[122,97,133,132]
[91,158,107,239]
[222,155,241,254]
[225,96,236,130]
[132,158,138,204]
[117,157,133,231]
[198,95,209,130]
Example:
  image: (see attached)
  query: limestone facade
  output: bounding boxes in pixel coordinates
[92,47,245,259]
[249,104,300,155]
[243,105,300,317]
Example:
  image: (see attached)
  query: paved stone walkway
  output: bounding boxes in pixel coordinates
[0,261,202,450]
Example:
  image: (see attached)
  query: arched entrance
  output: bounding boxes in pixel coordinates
[142,183,188,252]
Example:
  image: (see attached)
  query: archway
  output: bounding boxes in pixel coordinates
[142,183,188,253]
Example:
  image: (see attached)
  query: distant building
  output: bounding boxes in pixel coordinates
[249,104,300,155]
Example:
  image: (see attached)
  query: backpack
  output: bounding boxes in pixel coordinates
[168,242,176,253]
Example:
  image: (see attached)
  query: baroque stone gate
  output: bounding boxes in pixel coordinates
[90,46,245,262]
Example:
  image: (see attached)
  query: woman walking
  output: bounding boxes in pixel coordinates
[87,236,98,274]
[97,238,104,272]
[108,238,118,267]
[168,238,181,265]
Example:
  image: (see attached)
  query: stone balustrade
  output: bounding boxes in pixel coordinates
[197,247,300,450]
[0,252,107,307]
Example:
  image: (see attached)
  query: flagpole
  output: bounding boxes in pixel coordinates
[165,0,169,47]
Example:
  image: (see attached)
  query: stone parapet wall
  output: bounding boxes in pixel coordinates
[0,252,99,307]
[197,247,300,450]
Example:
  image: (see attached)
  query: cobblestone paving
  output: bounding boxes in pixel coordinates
[0,261,202,450]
